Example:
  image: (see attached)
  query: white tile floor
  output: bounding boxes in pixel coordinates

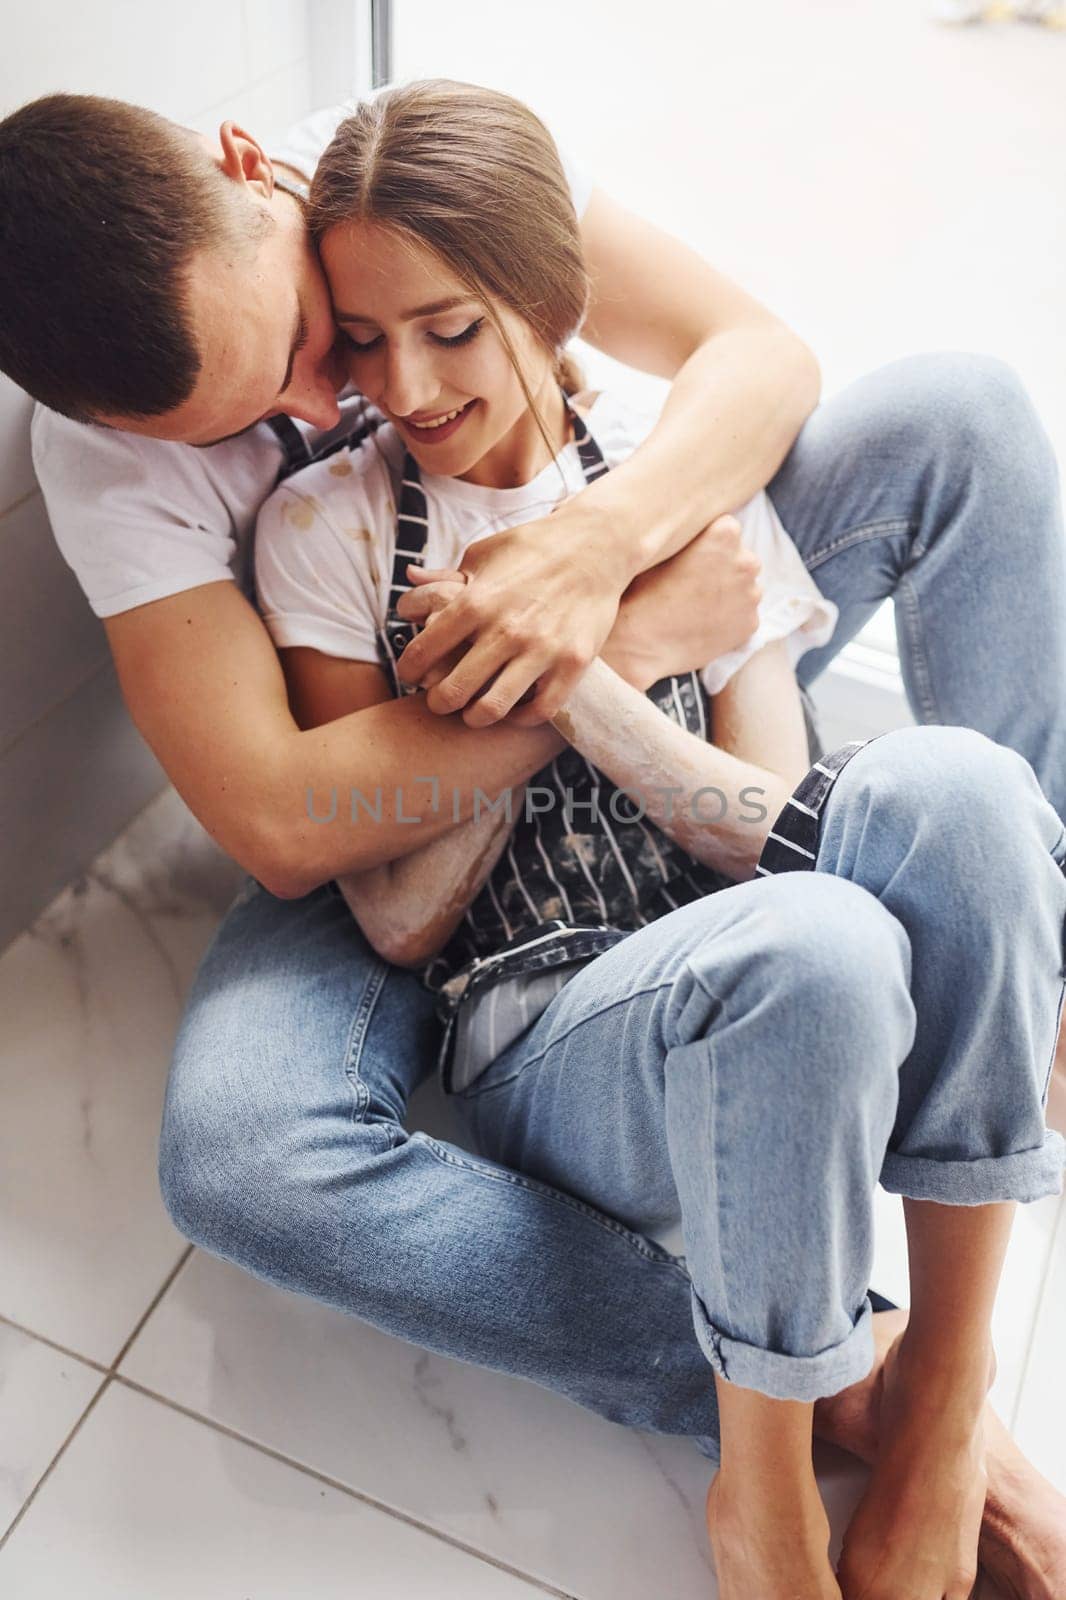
[4,3,1066,1595]
[2,779,1063,1596]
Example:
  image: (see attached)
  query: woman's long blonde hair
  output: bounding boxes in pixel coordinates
[309,79,589,457]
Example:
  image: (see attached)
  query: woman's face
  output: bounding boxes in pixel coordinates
[319,219,558,485]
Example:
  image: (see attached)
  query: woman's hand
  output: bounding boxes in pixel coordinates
[392,512,625,729]
[600,515,763,691]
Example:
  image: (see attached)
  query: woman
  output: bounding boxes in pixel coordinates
[252,79,1066,1598]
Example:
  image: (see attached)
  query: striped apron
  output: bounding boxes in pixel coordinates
[374,396,883,1093]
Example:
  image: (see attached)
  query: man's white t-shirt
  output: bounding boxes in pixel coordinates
[28,98,594,621]
[254,389,837,697]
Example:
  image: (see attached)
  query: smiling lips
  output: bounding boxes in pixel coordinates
[401,399,478,443]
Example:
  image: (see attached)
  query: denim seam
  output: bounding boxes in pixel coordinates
[802,517,914,573]
[706,1002,739,1363]
[417,1132,698,1277]
[894,570,940,723]
[681,971,739,1350]
[459,981,670,1098]
[1042,974,1066,1104]
[341,956,391,1125]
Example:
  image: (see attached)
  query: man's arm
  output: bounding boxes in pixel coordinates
[574,190,822,573]
[103,580,566,899]
[102,499,763,905]
[394,189,821,728]
[297,650,528,968]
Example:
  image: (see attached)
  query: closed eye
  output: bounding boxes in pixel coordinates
[343,331,383,352]
[431,319,484,348]
[343,318,485,353]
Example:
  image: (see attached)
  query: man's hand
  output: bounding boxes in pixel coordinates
[397,512,763,719]
[397,564,543,708]
[394,509,624,729]
[602,515,763,690]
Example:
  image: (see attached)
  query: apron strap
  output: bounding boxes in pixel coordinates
[376,392,609,697]
[563,393,611,483]
[378,452,431,698]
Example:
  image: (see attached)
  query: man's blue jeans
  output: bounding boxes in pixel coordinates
[158,353,1066,1460]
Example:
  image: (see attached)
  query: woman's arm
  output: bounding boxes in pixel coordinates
[393,190,821,728]
[370,636,811,964]
[706,635,812,779]
[281,556,697,960]
[335,789,524,970]
[550,640,811,884]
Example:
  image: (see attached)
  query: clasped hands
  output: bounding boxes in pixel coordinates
[394,508,763,729]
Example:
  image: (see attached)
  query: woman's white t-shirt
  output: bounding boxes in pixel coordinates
[254,389,838,696]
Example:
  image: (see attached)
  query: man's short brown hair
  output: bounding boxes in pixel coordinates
[0,92,266,422]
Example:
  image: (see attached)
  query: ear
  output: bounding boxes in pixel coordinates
[216,121,275,200]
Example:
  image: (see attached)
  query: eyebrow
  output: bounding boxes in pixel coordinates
[192,304,308,449]
[334,295,473,325]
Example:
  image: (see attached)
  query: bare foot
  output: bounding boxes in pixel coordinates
[835,1331,990,1599]
[813,1307,909,1464]
[706,1470,843,1600]
[974,1413,1066,1600]
[815,1312,1066,1599]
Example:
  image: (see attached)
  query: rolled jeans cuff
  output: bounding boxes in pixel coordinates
[879,1129,1066,1206]
[691,1288,875,1403]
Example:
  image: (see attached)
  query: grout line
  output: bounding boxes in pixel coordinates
[108,1244,195,1373]
[1006,1188,1066,1435]
[0,1375,112,1552]
[0,1313,109,1376]
[0,486,41,525]
[0,1247,197,1550]
[110,1374,575,1599]
[0,654,114,764]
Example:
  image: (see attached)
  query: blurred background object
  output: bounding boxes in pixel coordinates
[932,0,1066,23]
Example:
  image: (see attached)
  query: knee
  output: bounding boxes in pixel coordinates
[751,875,913,1105]
[888,351,1026,437]
[888,352,1056,490]
[685,875,913,1077]
[795,878,915,1105]
[769,872,912,1028]
[157,1074,260,1248]
[157,1064,390,1253]
[835,725,1051,878]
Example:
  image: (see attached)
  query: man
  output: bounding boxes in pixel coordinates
[2,90,1064,1593]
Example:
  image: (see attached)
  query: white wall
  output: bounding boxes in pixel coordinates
[392,0,1066,459]
[0,1,318,951]
[393,0,1065,741]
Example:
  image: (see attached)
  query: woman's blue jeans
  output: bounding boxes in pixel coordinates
[159,353,1066,1458]
[452,725,1066,1405]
